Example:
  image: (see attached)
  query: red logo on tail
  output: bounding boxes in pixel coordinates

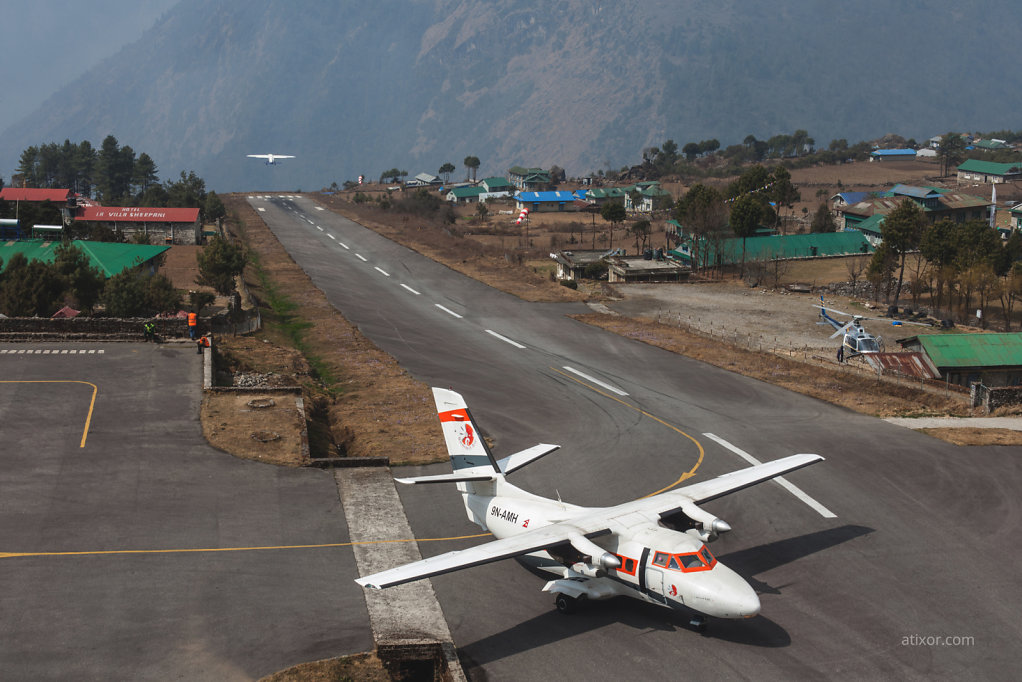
[460,423,475,448]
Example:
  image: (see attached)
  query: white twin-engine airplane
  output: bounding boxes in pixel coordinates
[246,153,295,165]
[356,388,825,629]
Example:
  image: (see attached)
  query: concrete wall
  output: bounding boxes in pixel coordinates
[972,383,1022,412]
[0,316,188,340]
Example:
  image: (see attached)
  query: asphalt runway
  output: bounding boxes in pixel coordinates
[0,342,370,680]
[253,194,1022,680]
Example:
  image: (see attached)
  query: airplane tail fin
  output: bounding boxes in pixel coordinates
[433,387,501,473]
[394,389,560,527]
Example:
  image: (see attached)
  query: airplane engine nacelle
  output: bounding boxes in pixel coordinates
[570,552,620,578]
[679,502,731,542]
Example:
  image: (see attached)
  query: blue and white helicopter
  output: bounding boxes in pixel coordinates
[815,297,929,362]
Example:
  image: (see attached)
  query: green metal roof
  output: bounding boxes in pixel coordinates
[957,159,1022,176]
[914,333,1022,368]
[670,230,873,265]
[0,240,170,277]
[852,213,885,235]
[448,186,485,198]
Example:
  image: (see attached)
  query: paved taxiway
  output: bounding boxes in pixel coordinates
[253,194,1022,680]
[0,343,369,679]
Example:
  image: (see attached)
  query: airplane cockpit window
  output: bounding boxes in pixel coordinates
[652,546,717,573]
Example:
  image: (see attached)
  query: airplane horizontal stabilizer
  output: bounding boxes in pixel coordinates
[394,472,496,485]
[497,443,560,474]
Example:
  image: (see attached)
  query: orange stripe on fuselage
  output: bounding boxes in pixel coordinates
[438,408,470,423]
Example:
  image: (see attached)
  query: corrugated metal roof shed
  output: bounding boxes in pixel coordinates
[76,206,200,223]
[670,230,872,265]
[914,333,1022,368]
[0,240,170,277]
[957,159,1022,176]
[0,188,72,202]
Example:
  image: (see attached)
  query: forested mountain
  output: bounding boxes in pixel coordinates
[2,0,1021,192]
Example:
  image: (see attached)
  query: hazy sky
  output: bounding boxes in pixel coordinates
[0,0,178,134]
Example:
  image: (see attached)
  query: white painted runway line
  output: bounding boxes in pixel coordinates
[315,206,324,211]
[339,242,350,249]
[400,284,421,295]
[702,433,836,518]
[257,207,266,212]
[485,330,526,349]
[327,234,336,240]
[374,267,390,277]
[562,366,629,396]
[356,253,368,262]
[435,304,463,319]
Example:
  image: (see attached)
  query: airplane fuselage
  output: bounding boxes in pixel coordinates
[472,487,760,619]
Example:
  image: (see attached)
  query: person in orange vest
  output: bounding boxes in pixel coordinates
[196,333,211,355]
[187,311,198,339]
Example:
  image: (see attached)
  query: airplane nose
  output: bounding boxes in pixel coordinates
[701,565,761,619]
[730,583,761,618]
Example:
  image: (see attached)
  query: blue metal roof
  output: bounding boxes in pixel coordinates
[871,149,916,157]
[891,184,942,199]
[836,191,868,204]
[516,191,578,202]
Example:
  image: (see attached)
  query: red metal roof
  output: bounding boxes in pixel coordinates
[867,352,939,379]
[76,206,200,223]
[0,188,71,202]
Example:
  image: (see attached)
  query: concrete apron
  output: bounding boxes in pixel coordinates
[335,468,467,681]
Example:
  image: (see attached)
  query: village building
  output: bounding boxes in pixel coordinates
[896,333,1022,389]
[74,206,202,244]
[836,184,990,231]
[956,159,1022,184]
[507,167,552,191]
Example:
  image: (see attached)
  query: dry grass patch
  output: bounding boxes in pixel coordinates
[202,391,307,466]
[314,194,585,303]
[223,194,446,465]
[259,652,390,682]
[573,312,968,418]
[919,428,1022,447]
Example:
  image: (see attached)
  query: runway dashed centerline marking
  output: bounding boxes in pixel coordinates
[374,267,390,277]
[339,242,349,249]
[316,226,323,231]
[355,254,368,262]
[562,366,628,396]
[1,349,105,355]
[485,330,526,349]
[435,304,463,319]
[327,234,335,240]
[400,284,421,295]
[702,433,836,518]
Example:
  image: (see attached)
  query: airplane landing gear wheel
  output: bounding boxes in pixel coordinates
[555,593,579,614]
[690,615,708,633]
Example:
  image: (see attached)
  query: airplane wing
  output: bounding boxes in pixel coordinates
[355,455,822,590]
[355,521,609,589]
[667,453,823,504]
[247,154,270,159]
[275,155,295,159]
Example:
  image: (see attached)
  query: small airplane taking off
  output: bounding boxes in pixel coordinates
[356,388,825,629]
[246,153,295,165]
[815,296,928,362]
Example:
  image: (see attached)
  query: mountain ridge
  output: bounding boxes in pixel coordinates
[2,0,1021,192]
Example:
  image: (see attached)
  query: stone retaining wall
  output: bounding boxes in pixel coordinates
[0,316,188,340]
